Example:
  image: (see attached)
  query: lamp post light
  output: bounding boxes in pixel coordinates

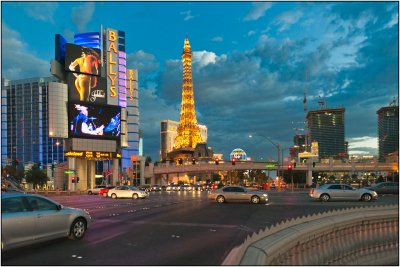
[248,134,281,181]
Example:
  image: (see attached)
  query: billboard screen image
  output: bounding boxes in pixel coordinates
[68,73,107,104]
[65,43,101,76]
[69,102,121,140]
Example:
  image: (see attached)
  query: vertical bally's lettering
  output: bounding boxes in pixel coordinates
[108,30,118,97]
[129,70,134,101]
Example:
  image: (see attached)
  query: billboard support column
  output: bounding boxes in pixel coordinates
[112,158,119,186]
[68,157,76,191]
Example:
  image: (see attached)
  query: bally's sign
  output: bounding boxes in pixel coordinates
[106,28,127,107]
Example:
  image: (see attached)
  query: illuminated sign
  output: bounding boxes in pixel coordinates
[65,43,101,76]
[64,170,75,174]
[265,164,276,168]
[128,69,136,102]
[68,73,107,104]
[65,151,121,159]
[106,28,127,107]
[68,102,121,140]
[106,29,118,105]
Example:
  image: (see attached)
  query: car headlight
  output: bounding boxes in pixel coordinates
[262,194,268,197]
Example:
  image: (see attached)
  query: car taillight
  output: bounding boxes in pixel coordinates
[310,188,314,194]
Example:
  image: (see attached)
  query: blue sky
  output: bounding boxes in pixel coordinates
[2,1,399,162]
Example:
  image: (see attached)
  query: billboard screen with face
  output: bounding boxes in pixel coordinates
[68,73,107,104]
[68,102,121,140]
[65,43,101,76]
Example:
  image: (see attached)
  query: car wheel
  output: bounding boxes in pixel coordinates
[251,196,260,204]
[68,218,86,240]
[88,191,92,195]
[132,193,138,199]
[320,194,330,202]
[216,195,225,203]
[102,192,107,197]
[111,193,117,199]
[361,193,372,202]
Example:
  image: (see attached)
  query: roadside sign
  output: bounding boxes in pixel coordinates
[64,170,75,174]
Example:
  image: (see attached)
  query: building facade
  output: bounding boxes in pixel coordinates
[306,108,346,160]
[377,105,399,162]
[1,77,65,166]
[160,119,207,162]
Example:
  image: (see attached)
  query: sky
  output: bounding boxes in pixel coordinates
[1,1,399,162]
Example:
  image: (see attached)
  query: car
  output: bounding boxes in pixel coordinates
[150,184,162,191]
[107,185,149,199]
[87,185,107,195]
[208,186,269,204]
[365,182,399,194]
[138,184,151,192]
[309,183,378,202]
[1,193,91,251]
[98,186,115,197]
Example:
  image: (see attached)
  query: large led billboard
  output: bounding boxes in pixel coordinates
[69,102,121,140]
[65,43,101,76]
[68,73,107,104]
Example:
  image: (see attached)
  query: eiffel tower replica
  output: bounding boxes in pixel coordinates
[168,37,212,163]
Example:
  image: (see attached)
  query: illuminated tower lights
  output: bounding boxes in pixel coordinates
[174,37,202,149]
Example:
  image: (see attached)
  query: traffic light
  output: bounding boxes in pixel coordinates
[293,162,296,168]
[178,158,183,165]
[37,162,42,169]
[215,158,219,165]
[288,164,292,171]
[51,164,55,171]
[232,158,236,165]
[313,162,316,168]
[71,177,75,183]
[77,177,80,183]
[192,158,196,165]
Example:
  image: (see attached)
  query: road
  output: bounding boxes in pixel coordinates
[2,190,398,265]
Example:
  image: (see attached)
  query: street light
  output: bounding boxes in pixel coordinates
[248,134,281,180]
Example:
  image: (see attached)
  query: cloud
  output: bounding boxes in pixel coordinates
[180,10,194,21]
[275,10,303,32]
[247,30,256,36]
[244,2,272,21]
[211,36,223,42]
[384,12,398,29]
[126,50,160,74]
[1,24,49,80]
[23,2,58,23]
[71,2,95,33]
[193,51,217,67]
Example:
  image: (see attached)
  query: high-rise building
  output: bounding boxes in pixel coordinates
[377,105,399,162]
[306,108,345,159]
[160,119,207,162]
[1,77,64,166]
[174,38,202,150]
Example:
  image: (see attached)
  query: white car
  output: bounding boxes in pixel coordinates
[107,185,149,199]
[87,185,106,195]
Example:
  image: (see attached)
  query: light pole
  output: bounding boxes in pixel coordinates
[248,134,281,180]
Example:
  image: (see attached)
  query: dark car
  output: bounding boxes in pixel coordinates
[365,182,399,194]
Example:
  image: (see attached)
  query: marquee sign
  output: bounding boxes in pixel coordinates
[65,151,121,159]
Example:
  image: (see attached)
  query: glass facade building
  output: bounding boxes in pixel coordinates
[306,108,345,159]
[377,106,399,162]
[1,77,65,166]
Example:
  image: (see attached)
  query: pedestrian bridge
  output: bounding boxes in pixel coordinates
[151,161,397,175]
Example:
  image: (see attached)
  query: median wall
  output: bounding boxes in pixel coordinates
[222,204,398,265]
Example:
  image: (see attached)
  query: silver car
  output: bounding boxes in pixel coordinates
[309,183,378,202]
[87,185,107,195]
[1,193,91,251]
[208,186,269,204]
[107,185,149,199]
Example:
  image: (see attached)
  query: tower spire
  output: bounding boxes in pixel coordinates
[174,37,202,149]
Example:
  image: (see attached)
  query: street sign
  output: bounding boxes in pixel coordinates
[265,164,276,168]
[64,170,75,174]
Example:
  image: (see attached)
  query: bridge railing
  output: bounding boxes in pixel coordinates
[222,204,398,265]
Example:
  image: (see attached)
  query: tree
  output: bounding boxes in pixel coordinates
[25,165,48,189]
[145,156,152,166]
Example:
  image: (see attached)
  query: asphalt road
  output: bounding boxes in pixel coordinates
[2,190,398,265]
